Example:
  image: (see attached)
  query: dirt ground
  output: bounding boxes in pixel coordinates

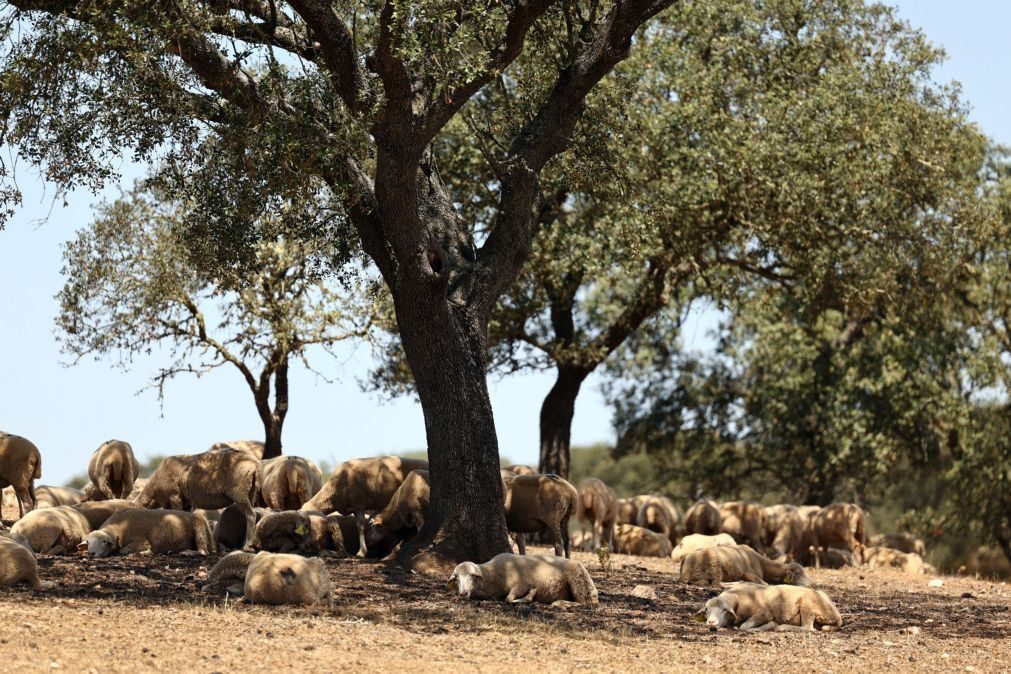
[0,532,1009,674]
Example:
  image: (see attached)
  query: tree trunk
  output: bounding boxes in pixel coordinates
[255,359,289,460]
[392,281,511,572]
[538,365,590,478]
[261,419,283,460]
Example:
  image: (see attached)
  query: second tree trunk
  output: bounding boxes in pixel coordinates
[538,365,590,478]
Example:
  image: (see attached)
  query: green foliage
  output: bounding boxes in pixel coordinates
[64,473,88,490]
[484,0,986,374]
[395,449,430,462]
[136,454,165,479]
[611,288,979,503]
[595,545,613,575]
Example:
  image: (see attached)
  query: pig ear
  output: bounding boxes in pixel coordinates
[77,541,88,553]
[694,610,706,623]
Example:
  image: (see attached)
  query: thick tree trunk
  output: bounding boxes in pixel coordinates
[392,282,511,572]
[538,365,590,478]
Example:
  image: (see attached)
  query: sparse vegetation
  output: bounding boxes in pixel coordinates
[596,546,613,576]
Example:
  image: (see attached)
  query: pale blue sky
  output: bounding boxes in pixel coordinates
[1,1,1008,486]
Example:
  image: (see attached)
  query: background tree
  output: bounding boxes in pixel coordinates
[566,443,656,497]
[57,185,374,459]
[947,405,1011,563]
[369,0,988,479]
[939,156,1011,563]
[0,0,673,565]
[606,149,1011,567]
[609,284,982,505]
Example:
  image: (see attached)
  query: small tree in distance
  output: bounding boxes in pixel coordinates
[57,186,376,459]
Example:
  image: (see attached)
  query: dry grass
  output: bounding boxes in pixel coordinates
[0,541,1008,672]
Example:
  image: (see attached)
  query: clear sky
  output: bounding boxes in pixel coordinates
[1,1,1009,486]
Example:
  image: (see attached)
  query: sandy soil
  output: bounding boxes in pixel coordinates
[0,536,1008,673]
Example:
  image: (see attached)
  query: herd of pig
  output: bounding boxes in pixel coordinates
[0,432,933,632]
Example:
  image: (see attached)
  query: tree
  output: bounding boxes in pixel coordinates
[567,443,656,497]
[0,0,673,565]
[942,157,1011,564]
[947,405,1011,564]
[607,148,1008,558]
[370,0,988,479]
[607,283,981,505]
[604,126,995,504]
[57,186,373,459]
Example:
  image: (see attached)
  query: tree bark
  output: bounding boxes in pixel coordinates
[262,419,283,460]
[538,365,590,478]
[262,360,290,460]
[392,281,511,571]
[256,360,289,460]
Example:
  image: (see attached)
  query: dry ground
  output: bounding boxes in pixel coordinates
[0,534,1008,674]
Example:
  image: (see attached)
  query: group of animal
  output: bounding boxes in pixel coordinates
[554,471,931,578]
[0,433,419,604]
[0,435,586,608]
[1,435,909,630]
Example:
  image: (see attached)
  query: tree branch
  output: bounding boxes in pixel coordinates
[273,353,290,423]
[472,0,675,318]
[165,27,269,114]
[589,256,693,361]
[371,0,414,125]
[254,349,276,421]
[511,0,674,171]
[205,0,296,28]
[318,160,398,286]
[10,0,276,115]
[287,0,368,112]
[177,298,261,394]
[546,269,583,349]
[419,0,555,141]
[206,14,318,61]
[716,253,795,285]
